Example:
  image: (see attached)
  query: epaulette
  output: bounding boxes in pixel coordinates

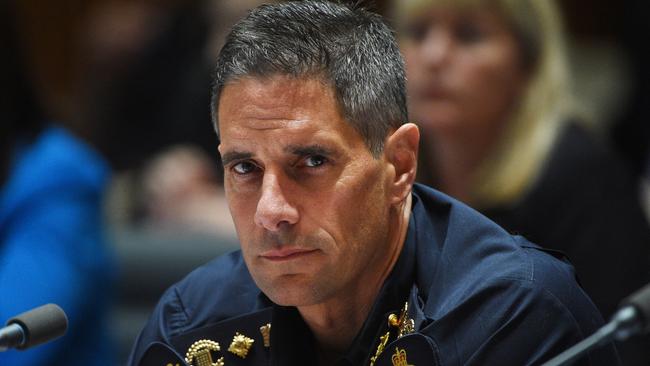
[137,342,187,366]
[138,308,272,366]
[369,287,439,366]
[373,333,439,366]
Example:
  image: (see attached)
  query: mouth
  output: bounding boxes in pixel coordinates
[418,86,452,99]
[260,248,319,262]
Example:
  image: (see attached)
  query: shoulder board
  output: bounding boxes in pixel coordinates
[170,308,273,366]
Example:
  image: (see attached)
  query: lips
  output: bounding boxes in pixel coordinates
[416,84,453,99]
[260,248,319,261]
[410,78,452,99]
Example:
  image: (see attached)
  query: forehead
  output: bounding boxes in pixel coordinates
[396,0,504,25]
[398,0,489,15]
[217,75,361,147]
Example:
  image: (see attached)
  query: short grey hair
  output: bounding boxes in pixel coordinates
[211,0,408,156]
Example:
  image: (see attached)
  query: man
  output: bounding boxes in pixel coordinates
[128,2,619,365]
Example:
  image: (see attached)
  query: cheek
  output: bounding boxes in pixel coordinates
[225,190,258,238]
[403,46,421,80]
[458,43,525,98]
[308,166,372,228]
[403,49,432,103]
[455,52,525,119]
[330,167,388,249]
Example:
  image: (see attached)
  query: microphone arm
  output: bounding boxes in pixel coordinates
[542,282,650,366]
[0,304,68,352]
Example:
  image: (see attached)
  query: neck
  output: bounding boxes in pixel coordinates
[298,195,412,359]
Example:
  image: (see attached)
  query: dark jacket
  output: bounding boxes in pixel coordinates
[129,184,619,365]
[484,123,650,365]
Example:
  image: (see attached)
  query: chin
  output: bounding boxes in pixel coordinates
[259,275,327,307]
[417,117,462,136]
[412,107,461,130]
[264,288,320,307]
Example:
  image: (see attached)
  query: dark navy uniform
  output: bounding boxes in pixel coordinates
[128,184,619,366]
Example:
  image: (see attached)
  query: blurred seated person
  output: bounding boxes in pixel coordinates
[395,0,650,362]
[141,145,235,236]
[0,2,115,365]
[76,0,236,238]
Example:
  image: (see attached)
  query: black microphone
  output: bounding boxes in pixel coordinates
[542,282,650,366]
[0,304,68,352]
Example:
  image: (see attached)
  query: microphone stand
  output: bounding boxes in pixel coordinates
[542,307,640,366]
[542,282,650,366]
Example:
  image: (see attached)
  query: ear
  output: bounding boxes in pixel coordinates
[384,123,419,204]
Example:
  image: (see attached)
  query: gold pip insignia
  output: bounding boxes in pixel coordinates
[391,347,414,366]
[228,332,254,358]
[185,339,224,366]
[259,323,271,348]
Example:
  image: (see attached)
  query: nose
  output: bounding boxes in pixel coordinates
[419,29,452,68]
[254,172,299,232]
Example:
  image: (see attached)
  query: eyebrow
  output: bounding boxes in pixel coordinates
[285,144,336,158]
[221,144,337,166]
[221,151,253,166]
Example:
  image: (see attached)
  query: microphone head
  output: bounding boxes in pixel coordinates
[620,282,650,333]
[6,303,68,350]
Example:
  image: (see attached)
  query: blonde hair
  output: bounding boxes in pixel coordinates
[395,0,576,207]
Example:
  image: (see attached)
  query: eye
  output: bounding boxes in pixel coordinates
[455,22,486,44]
[402,22,429,42]
[304,155,327,168]
[232,161,257,175]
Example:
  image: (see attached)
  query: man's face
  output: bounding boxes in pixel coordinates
[218,75,394,307]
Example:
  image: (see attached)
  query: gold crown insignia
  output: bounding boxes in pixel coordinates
[391,347,413,366]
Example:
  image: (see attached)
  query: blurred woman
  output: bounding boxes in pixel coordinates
[395,0,649,363]
[0,2,115,365]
